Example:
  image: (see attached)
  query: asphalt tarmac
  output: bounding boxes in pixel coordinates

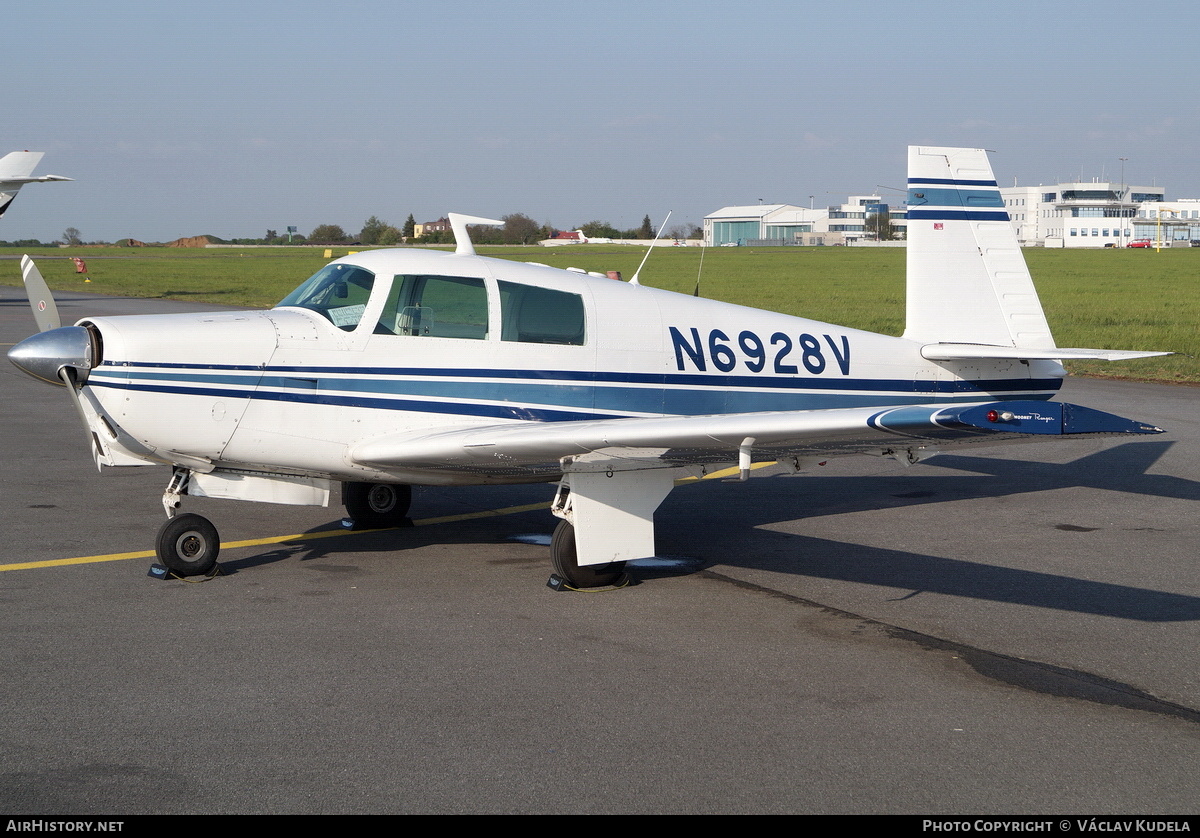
[2,284,1199,814]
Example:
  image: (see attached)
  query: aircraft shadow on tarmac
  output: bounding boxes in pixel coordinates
[211,502,553,575]
[658,439,1200,622]
[211,440,1200,623]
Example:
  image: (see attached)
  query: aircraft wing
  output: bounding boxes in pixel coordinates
[351,400,1163,476]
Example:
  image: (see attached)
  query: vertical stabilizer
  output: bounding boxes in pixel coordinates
[903,146,1055,349]
[0,151,46,181]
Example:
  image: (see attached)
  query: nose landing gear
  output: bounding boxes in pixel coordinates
[156,512,220,577]
[155,467,220,577]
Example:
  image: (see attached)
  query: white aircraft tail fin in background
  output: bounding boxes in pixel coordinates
[0,151,46,181]
[902,146,1055,350]
[0,151,72,217]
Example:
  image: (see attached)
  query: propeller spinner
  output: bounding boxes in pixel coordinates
[8,325,95,386]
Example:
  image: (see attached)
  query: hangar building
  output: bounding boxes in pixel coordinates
[704,195,908,246]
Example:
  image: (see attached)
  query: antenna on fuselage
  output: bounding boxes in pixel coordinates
[448,213,504,256]
[629,211,671,286]
[692,240,707,297]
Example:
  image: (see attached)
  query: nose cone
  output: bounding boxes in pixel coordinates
[8,325,94,386]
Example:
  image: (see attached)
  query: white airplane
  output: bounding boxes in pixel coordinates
[540,230,588,246]
[0,151,72,217]
[541,230,615,246]
[9,146,1168,589]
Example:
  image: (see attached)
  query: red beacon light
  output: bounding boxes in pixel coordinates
[986,409,1016,423]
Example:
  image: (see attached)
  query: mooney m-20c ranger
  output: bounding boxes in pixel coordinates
[0,151,71,218]
[9,146,1168,588]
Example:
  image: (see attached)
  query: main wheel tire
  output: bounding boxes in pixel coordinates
[342,482,412,528]
[156,513,220,577]
[550,519,627,588]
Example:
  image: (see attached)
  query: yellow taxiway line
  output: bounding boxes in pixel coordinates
[2,463,778,573]
[0,501,549,573]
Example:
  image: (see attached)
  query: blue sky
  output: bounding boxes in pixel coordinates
[4,0,1196,242]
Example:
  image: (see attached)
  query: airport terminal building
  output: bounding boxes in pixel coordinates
[1131,199,1200,246]
[707,182,1198,248]
[997,181,1192,248]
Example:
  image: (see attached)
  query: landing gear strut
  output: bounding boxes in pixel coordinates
[156,513,220,577]
[342,482,412,528]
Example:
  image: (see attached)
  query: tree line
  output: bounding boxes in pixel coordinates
[310,213,699,245]
[0,214,703,248]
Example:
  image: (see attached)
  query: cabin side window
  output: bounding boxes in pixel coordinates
[375,274,489,340]
[276,264,375,331]
[498,281,586,345]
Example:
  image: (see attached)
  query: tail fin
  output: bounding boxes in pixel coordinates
[903,145,1169,364]
[903,146,1055,349]
[0,151,46,181]
[0,151,72,218]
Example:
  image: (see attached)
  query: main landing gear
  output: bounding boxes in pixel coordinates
[550,519,628,589]
[547,469,676,590]
[342,482,412,528]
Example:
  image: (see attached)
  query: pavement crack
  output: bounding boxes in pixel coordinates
[699,569,1200,726]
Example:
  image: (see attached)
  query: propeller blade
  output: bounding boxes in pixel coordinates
[58,366,103,471]
[20,254,60,332]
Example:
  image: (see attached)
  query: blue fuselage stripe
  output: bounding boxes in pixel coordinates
[90,363,1062,421]
[97,361,1055,394]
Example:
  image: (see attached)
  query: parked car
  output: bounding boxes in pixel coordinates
[1127,239,1153,248]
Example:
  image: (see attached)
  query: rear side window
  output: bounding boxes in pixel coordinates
[498,281,586,345]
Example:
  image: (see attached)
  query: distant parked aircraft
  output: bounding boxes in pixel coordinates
[0,151,71,217]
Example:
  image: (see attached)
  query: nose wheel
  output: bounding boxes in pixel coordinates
[156,513,220,576]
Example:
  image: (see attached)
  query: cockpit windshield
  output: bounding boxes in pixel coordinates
[276,264,375,331]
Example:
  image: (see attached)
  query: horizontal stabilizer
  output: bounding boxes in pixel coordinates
[921,343,1172,362]
[1,175,73,185]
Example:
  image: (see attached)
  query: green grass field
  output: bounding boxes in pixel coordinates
[7,243,1196,383]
